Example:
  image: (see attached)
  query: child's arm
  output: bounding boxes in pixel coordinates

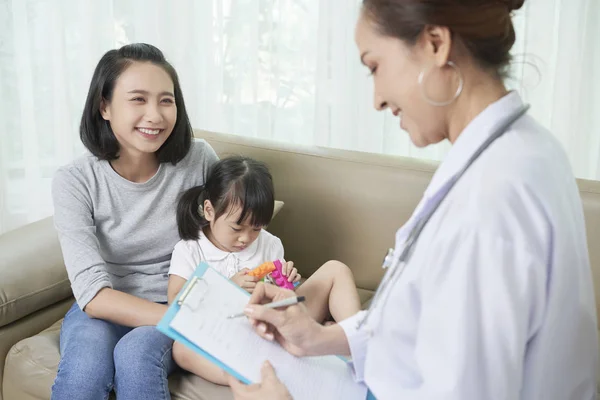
[168,275,187,305]
[168,240,201,294]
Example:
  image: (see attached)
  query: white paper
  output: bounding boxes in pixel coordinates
[170,267,368,400]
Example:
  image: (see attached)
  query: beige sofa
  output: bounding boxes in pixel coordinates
[2,129,600,399]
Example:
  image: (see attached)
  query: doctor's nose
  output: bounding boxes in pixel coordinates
[374,93,388,111]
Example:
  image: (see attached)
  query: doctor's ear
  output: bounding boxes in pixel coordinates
[420,25,452,67]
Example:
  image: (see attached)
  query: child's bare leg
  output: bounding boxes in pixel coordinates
[173,342,229,386]
[295,260,361,323]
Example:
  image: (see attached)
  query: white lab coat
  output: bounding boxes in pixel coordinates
[340,92,598,399]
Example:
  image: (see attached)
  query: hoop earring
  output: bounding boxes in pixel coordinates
[418,61,464,107]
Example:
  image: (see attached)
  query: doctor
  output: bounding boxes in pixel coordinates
[228,0,598,398]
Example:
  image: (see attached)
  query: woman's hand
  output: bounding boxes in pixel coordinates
[228,361,292,400]
[243,282,325,357]
[231,269,260,293]
[282,261,301,283]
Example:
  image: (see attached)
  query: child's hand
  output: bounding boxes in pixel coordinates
[282,261,301,283]
[231,269,260,293]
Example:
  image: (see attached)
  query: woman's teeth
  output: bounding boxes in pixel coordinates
[138,128,160,135]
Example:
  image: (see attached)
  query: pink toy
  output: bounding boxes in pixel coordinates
[269,260,296,290]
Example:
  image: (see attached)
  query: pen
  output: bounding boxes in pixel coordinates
[227,295,306,319]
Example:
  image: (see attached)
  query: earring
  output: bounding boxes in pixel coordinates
[418,61,464,107]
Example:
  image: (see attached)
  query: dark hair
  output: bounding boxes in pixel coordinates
[80,43,192,164]
[177,156,275,241]
[362,0,526,78]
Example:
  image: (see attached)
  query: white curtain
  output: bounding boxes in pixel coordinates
[1,0,598,234]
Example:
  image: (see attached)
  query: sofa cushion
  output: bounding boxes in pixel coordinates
[0,298,73,400]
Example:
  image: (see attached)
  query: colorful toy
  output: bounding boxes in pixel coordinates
[269,260,296,290]
[247,261,276,279]
[247,260,300,290]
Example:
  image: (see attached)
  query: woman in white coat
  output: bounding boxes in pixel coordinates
[228,0,598,398]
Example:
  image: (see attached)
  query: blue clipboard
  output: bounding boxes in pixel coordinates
[157,262,253,384]
[158,262,375,399]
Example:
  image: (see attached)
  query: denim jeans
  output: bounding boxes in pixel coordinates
[51,302,176,400]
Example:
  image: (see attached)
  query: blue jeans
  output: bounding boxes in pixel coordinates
[51,303,176,400]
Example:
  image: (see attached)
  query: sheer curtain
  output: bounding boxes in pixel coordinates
[0,0,598,234]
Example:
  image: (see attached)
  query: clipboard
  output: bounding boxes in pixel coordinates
[158,262,369,399]
[157,261,252,384]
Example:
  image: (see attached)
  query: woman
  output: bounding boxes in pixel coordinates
[228,0,598,399]
[51,43,218,399]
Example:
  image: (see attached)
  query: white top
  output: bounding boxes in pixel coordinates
[169,230,285,281]
[339,92,598,399]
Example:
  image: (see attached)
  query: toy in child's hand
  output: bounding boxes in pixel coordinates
[247,261,276,280]
[269,260,297,290]
[247,260,300,289]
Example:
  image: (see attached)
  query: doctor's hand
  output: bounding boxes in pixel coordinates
[243,282,325,357]
[228,361,292,400]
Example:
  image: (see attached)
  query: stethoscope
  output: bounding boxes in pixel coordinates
[357,104,531,332]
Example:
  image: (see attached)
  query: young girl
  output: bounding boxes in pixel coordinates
[51,43,219,399]
[167,156,362,386]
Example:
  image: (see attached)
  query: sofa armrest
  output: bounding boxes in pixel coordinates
[0,217,72,328]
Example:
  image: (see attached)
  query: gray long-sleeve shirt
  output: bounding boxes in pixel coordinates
[52,139,219,309]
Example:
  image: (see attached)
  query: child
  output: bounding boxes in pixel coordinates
[167,156,361,386]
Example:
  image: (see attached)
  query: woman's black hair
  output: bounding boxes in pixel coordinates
[177,156,275,241]
[80,43,192,164]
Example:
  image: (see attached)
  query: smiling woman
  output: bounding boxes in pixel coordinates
[97,62,178,182]
[79,44,194,179]
[50,43,219,400]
